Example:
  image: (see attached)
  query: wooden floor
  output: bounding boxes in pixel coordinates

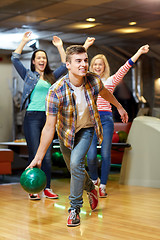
[0,175,160,240]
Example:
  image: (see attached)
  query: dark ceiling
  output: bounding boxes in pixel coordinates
[0,0,160,59]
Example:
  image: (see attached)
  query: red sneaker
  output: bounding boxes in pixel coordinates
[99,187,108,198]
[43,188,59,199]
[29,193,41,200]
[67,209,80,227]
[87,186,98,211]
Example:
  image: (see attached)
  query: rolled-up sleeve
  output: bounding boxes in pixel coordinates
[45,89,59,116]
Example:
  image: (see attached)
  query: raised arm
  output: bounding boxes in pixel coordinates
[99,87,128,123]
[83,37,95,50]
[131,44,149,63]
[52,36,66,63]
[14,31,32,54]
[27,115,57,169]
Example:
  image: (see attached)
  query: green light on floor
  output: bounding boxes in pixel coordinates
[81,210,87,215]
[54,203,66,210]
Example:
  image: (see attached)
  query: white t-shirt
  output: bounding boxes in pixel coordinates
[70,83,94,133]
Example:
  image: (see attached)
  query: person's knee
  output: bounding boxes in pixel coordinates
[70,157,86,174]
[70,160,79,170]
[101,151,111,162]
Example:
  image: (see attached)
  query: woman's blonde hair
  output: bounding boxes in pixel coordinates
[89,54,110,79]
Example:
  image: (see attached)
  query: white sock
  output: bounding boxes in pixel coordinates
[100,184,106,190]
[92,179,98,185]
[92,178,100,185]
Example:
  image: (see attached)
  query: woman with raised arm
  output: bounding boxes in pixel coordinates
[11,31,67,200]
[85,43,149,197]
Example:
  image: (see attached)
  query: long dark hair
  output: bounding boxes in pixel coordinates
[30,49,56,84]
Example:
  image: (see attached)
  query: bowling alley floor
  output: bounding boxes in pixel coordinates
[0,169,160,240]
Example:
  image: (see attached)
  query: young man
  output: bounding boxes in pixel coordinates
[27,45,128,227]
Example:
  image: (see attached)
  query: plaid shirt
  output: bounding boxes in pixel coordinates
[46,73,104,150]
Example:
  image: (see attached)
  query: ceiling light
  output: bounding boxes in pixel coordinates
[66,22,101,29]
[86,18,96,22]
[129,22,137,26]
[112,27,148,34]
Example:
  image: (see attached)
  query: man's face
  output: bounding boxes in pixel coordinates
[66,52,89,78]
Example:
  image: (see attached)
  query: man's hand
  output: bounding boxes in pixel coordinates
[26,157,42,169]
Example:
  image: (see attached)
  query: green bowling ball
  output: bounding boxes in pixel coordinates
[20,168,47,194]
[118,131,128,143]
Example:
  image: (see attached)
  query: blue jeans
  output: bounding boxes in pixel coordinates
[23,111,52,189]
[87,112,114,185]
[59,127,95,213]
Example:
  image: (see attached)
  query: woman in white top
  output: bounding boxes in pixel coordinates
[87,44,149,197]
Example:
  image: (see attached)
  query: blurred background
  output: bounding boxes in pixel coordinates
[0,0,160,141]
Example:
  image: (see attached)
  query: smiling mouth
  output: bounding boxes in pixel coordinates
[79,68,87,72]
[95,70,102,74]
[39,63,45,67]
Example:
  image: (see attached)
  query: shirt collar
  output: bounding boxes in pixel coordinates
[65,73,86,89]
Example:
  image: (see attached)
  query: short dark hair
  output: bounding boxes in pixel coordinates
[66,45,87,62]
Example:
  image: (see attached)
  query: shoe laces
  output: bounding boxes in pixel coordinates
[69,209,77,220]
[100,187,106,194]
[30,194,38,197]
[45,188,54,193]
[88,192,94,204]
